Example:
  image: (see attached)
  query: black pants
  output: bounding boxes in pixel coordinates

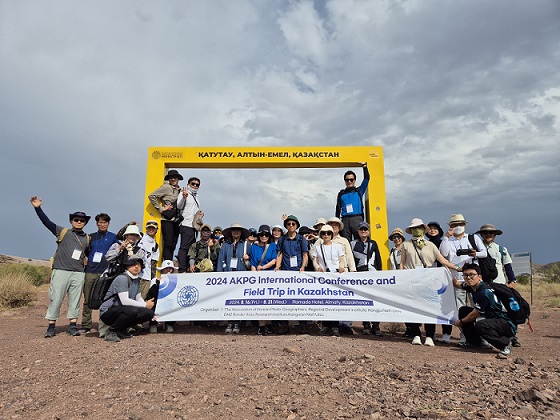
[146,282,175,327]
[458,306,513,350]
[178,225,196,272]
[101,306,153,331]
[341,215,364,242]
[406,322,452,338]
[161,220,180,261]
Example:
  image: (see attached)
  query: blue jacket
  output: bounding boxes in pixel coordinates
[335,166,370,217]
[86,231,118,274]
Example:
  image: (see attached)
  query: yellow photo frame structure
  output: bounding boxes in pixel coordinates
[143,146,389,268]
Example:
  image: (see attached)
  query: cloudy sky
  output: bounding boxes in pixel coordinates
[1,1,558,265]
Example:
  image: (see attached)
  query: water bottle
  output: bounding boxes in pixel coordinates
[509,297,520,312]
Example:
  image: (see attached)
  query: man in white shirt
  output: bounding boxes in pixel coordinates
[177,177,203,273]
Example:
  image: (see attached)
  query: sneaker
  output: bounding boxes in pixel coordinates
[458,331,467,344]
[105,331,120,342]
[318,326,329,335]
[149,325,158,334]
[232,323,240,334]
[44,326,56,338]
[457,341,479,349]
[67,326,81,336]
[362,328,371,335]
[424,337,435,347]
[411,336,422,345]
[79,328,91,335]
[511,337,521,347]
[258,327,265,336]
[497,344,512,359]
[225,323,233,334]
[116,329,133,339]
[441,333,452,344]
[264,326,274,335]
[165,324,174,333]
[480,339,494,349]
[331,327,341,337]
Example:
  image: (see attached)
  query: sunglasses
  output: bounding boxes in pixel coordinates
[73,218,86,223]
[286,222,297,226]
[190,182,200,187]
[258,232,271,237]
[345,178,355,182]
[358,228,369,231]
[390,236,403,240]
[320,231,333,236]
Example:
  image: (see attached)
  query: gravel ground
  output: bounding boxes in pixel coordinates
[0,288,559,419]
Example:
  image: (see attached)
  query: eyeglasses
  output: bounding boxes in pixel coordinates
[320,231,333,236]
[190,182,200,187]
[286,222,297,226]
[345,178,355,182]
[73,218,86,223]
[463,273,479,279]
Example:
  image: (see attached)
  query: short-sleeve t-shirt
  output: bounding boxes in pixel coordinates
[99,273,141,315]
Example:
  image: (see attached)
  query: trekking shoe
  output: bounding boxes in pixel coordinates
[79,328,91,335]
[457,341,479,349]
[441,333,452,344]
[480,339,494,349]
[424,337,435,347]
[511,337,521,347]
[149,324,158,334]
[116,329,133,339]
[318,326,329,335]
[44,326,56,338]
[232,323,240,334]
[458,331,467,344]
[264,326,274,335]
[258,327,265,336]
[411,336,422,345]
[165,324,174,333]
[105,331,120,343]
[362,328,371,335]
[225,323,234,334]
[497,344,512,359]
[372,328,384,337]
[67,326,81,336]
[331,327,341,337]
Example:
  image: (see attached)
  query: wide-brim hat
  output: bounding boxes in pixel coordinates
[283,215,300,229]
[123,225,142,237]
[448,214,467,226]
[319,225,334,234]
[389,228,405,240]
[164,169,184,181]
[298,226,313,235]
[69,211,91,224]
[476,224,503,235]
[271,225,285,233]
[405,218,430,234]
[222,223,250,241]
[313,217,327,230]
[327,217,344,230]
[157,260,175,271]
[427,221,444,237]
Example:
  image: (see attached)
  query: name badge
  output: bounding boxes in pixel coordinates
[346,204,354,213]
[92,252,103,263]
[230,258,238,269]
[290,256,298,268]
[71,249,82,260]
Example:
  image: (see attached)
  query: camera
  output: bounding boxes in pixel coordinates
[456,249,471,256]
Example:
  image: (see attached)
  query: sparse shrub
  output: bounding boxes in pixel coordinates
[517,274,530,286]
[0,272,37,308]
[0,263,51,286]
[386,322,404,334]
[544,298,560,309]
[540,264,560,284]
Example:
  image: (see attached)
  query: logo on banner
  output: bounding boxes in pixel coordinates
[177,285,199,307]
[158,274,179,299]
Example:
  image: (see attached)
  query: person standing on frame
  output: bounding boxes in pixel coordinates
[335,165,370,242]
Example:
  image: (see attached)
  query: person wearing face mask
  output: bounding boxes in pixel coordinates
[439,214,487,343]
[177,177,204,273]
[400,218,460,346]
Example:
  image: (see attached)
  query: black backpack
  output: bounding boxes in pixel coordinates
[87,249,130,310]
[488,282,531,325]
[467,234,498,283]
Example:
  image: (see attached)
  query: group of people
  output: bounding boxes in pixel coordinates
[30,167,521,357]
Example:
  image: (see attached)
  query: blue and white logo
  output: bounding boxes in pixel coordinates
[158,274,178,299]
[177,285,199,307]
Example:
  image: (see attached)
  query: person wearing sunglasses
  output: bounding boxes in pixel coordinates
[335,165,370,242]
[388,228,405,270]
[177,176,203,273]
[30,195,91,338]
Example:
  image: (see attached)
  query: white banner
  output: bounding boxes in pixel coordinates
[155,268,457,324]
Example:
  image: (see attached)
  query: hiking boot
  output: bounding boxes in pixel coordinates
[79,328,91,335]
[411,336,422,345]
[331,327,341,337]
[318,326,329,335]
[497,344,512,359]
[44,326,56,338]
[165,324,174,333]
[457,341,479,349]
[225,323,233,334]
[441,333,452,344]
[264,326,274,335]
[424,337,435,347]
[232,323,240,334]
[116,329,133,339]
[372,328,384,337]
[149,324,158,334]
[362,328,371,335]
[67,326,81,336]
[511,337,521,347]
[105,331,120,343]
[258,327,265,336]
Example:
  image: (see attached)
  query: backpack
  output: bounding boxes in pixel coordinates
[87,249,129,310]
[488,282,531,325]
[467,234,498,283]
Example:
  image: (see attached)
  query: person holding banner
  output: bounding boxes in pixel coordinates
[401,218,460,346]
[217,223,251,334]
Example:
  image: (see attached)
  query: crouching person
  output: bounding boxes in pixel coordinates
[100,255,155,342]
[452,263,516,359]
